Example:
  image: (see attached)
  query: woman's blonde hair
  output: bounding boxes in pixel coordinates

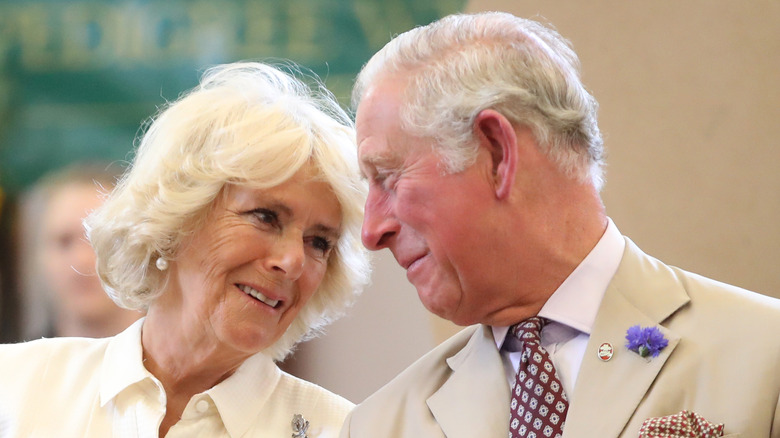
[86,61,369,360]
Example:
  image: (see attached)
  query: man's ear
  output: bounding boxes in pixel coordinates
[474,109,517,200]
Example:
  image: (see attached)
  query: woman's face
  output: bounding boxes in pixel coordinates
[166,164,342,356]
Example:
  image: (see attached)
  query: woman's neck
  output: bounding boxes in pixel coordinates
[140,307,250,436]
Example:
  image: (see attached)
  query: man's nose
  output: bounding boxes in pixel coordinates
[361,191,399,250]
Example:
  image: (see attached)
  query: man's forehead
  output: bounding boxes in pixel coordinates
[357,137,401,180]
[356,91,397,131]
[356,88,404,165]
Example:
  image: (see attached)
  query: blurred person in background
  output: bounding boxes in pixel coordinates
[0,61,369,437]
[28,163,142,338]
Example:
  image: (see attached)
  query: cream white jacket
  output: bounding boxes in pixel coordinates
[0,318,353,437]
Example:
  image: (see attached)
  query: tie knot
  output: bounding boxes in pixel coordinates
[510,317,545,344]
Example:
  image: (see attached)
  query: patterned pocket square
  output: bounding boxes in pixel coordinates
[639,410,724,438]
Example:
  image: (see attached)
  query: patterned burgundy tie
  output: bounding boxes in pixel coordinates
[507,317,569,438]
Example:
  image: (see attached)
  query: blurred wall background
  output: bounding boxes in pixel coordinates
[1,0,777,404]
[464,0,780,300]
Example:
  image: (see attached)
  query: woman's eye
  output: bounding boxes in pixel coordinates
[309,236,333,254]
[252,208,279,227]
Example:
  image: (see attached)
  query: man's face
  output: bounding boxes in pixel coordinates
[355,79,503,326]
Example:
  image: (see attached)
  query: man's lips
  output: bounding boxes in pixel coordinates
[237,284,281,308]
[400,253,427,271]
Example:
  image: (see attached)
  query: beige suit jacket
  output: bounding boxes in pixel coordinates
[341,238,780,437]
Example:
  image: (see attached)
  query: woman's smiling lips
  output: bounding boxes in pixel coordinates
[237,284,281,308]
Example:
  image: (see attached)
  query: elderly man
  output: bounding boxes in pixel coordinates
[341,11,780,438]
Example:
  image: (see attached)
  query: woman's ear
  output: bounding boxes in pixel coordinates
[474,109,518,200]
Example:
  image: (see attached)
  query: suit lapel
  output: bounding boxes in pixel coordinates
[564,238,690,437]
[428,325,509,438]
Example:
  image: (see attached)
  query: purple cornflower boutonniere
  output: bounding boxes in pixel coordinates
[625,325,669,358]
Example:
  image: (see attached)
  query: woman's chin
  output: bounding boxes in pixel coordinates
[219,327,278,356]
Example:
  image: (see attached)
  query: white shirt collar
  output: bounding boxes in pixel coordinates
[99,317,283,438]
[99,317,155,406]
[493,218,625,348]
[207,350,281,437]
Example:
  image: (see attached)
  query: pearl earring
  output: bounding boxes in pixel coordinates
[155,257,169,271]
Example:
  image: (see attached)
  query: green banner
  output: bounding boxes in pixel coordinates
[0,0,465,193]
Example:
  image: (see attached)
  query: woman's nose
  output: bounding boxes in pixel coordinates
[266,235,305,280]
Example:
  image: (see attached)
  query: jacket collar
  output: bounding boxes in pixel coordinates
[564,237,690,437]
[427,324,509,438]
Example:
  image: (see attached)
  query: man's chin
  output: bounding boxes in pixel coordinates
[419,291,469,325]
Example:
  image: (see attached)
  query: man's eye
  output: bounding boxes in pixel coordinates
[374,172,395,189]
[371,173,386,185]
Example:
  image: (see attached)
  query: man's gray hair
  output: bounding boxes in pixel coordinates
[353,12,605,190]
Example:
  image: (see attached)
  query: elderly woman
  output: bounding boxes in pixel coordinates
[0,62,369,437]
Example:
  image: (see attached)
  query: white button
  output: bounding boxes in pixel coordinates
[195,399,209,413]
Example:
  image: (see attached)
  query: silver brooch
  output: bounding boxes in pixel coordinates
[291,413,309,438]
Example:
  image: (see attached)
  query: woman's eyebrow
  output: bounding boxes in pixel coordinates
[311,223,342,240]
[263,200,341,237]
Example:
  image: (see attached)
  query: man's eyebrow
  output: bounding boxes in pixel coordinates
[359,150,396,175]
